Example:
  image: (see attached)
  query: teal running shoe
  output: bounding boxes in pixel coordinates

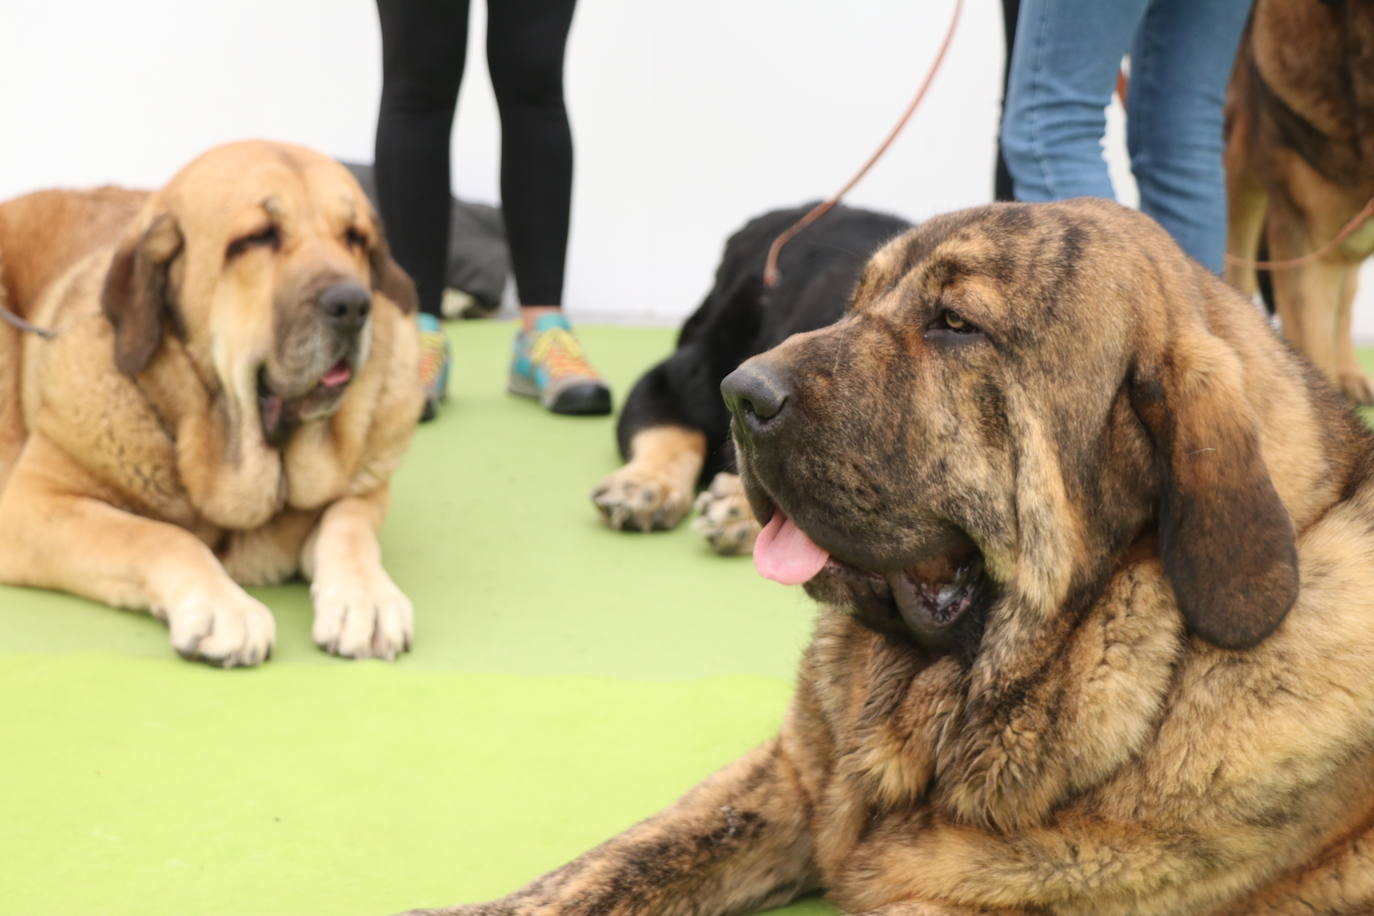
[417,312,451,422]
[508,313,612,415]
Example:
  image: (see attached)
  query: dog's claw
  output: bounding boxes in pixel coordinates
[311,575,414,661]
[164,588,276,668]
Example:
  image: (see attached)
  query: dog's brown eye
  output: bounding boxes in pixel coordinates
[225,225,280,259]
[938,309,979,333]
[345,227,368,249]
[924,308,983,343]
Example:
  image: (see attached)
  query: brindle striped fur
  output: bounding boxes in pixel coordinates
[402,199,1374,915]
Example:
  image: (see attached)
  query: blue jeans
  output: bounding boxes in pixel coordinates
[1000,0,1250,273]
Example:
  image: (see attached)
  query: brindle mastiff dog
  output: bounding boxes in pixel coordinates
[0,141,424,666]
[401,199,1374,914]
[1225,0,1374,404]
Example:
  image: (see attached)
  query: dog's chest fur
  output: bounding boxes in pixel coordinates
[794,562,1183,870]
[22,272,401,587]
[782,499,1374,912]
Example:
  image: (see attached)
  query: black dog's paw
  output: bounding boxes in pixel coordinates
[692,472,760,555]
[591,463,694,532]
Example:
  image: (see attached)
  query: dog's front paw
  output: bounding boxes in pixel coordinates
[1339,369,1374,406]
[311,571,414,661]
[160,587,276,667]
[691,472,761,555]
[591,463,693,532]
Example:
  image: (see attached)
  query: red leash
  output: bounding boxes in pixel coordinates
[1118,63,1373,272]
[763,0,965,288]
[1224,196,1374,271]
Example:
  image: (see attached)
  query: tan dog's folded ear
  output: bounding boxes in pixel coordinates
[369,237,418,315]
[1132,333,1299,649]
[100,214,183,375]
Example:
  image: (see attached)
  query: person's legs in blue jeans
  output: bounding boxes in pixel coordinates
[1000,0,1147,202]
[1126,0,1251,274]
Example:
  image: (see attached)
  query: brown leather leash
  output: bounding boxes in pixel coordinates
[1224,196,1374,271]
[763,0,964,288]
[758,14,1373,284]
[4,2,966,326]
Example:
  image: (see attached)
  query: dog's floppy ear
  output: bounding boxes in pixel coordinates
[100,214,183,375]
[1131,332,1299,650]
[369,235,418,315]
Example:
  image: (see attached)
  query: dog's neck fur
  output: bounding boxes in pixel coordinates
[1223,318,1373,537]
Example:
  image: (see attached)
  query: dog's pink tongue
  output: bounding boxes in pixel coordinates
[320,362,352,388]
[754,511,830,585]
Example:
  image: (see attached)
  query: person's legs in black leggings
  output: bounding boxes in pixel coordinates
[485,0,577,310]
[374,0,470,319]
[488,0,608,415]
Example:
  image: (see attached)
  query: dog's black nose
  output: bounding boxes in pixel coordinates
[318,282,372,332]
[722,361,789,434]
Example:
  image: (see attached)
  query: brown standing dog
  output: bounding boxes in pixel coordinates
[401,199,1374,914]
[1225,0,1374,404]
[0,141,424,666]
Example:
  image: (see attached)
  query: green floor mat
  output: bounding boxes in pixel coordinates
[0,322,837,915]
[0,656,833,915]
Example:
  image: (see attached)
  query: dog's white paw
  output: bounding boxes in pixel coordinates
[161,587,276,667]
[591,463,693,532]
[692,472,761,556]
[311,572,414,661]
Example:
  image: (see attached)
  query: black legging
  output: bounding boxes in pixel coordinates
[374,0,578,317]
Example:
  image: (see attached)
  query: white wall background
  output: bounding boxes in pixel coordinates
[4,0,1372,333]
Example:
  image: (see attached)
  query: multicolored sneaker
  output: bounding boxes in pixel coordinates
[508,313,612,415]
[417,312,451,422]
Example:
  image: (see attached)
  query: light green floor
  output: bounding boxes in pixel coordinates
[0,322,836,916]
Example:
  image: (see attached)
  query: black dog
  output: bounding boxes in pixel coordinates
[592,203,912,553]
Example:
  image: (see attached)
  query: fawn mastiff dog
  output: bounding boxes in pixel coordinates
[1225,0,1374,404]
[0,140,424,666]
[402,199,1374,914]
